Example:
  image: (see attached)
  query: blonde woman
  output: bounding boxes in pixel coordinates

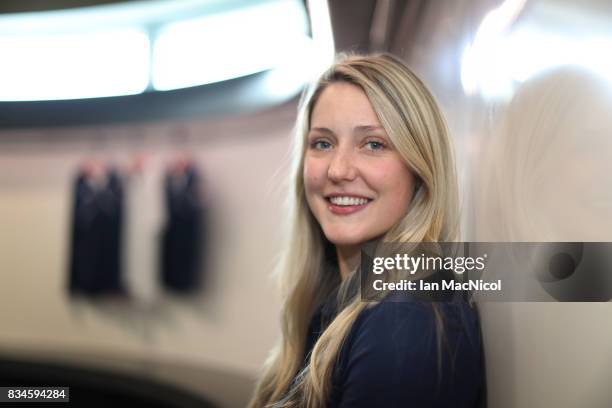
[251,54,485,408]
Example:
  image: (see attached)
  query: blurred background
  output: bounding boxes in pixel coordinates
[0,0,611,407]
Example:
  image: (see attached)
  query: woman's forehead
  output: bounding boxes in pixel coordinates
[310,83,381,128]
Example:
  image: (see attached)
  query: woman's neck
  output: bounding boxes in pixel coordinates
[335,245,360,281]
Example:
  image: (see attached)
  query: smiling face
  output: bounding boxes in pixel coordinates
[303,82,417,250]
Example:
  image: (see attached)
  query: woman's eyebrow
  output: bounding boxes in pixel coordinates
[309,125,384,135]
[309,127,334,135]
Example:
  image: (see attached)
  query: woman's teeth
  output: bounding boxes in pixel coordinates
[329,196,369,206]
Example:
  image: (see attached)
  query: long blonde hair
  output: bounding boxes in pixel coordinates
[250,53,459,408]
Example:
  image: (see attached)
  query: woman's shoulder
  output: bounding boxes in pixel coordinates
[330,299,484,407]
[350,298,481,347]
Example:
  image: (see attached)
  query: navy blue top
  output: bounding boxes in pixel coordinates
[303,294,486,407]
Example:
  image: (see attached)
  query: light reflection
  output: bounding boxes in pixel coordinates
[460,0,612,100]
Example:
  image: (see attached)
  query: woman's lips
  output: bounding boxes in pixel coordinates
[327,199,371,215]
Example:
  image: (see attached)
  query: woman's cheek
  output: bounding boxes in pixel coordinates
[303,161,326,191]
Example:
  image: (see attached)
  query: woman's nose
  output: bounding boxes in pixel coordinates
[327,148,357,182]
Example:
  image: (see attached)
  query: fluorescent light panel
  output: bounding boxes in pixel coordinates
[0,0,328,101]
[0,29,150,101]
[152,0,310,90]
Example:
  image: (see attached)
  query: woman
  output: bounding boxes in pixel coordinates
[250,53,484,407]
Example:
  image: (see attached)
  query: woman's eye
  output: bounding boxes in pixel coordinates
[364,141,385,151]
[312,140,332,150]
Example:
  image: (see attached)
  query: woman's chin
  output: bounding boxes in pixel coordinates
[323,232,371,249]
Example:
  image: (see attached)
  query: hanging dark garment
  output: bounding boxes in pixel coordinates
[68,168,124,296]
[160,163,204,293]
